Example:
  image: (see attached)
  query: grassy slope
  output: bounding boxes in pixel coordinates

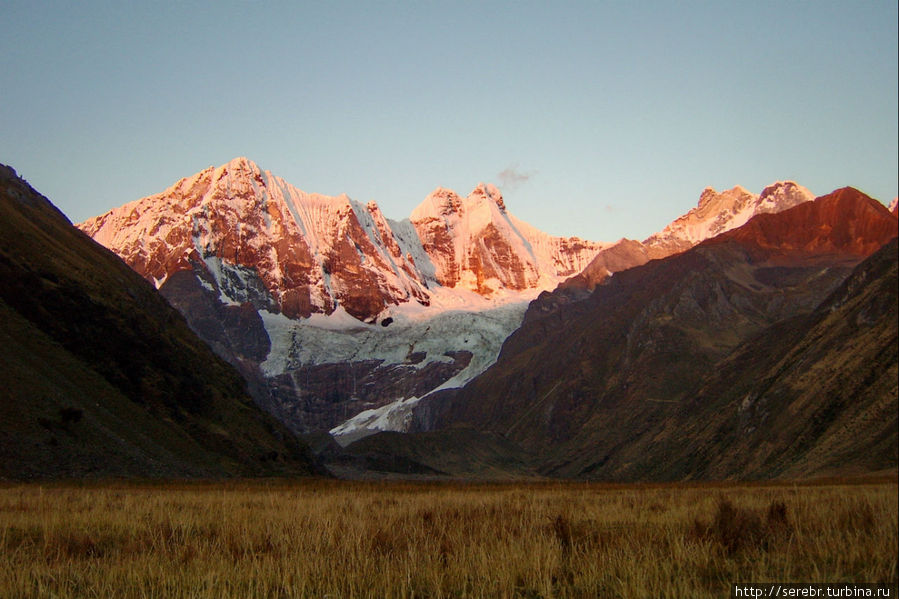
[0,165,318,479]
[540,239,897,480]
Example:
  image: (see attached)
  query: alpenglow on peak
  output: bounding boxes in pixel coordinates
[78,158,606,322]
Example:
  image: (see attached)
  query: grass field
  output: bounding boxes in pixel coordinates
[1,478,896,598]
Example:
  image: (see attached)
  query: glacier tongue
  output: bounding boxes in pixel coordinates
[329,396,424,446]
[262,297,531,377]
[258,298,533,443]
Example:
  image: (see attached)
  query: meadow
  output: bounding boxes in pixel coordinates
[1,478,896,598]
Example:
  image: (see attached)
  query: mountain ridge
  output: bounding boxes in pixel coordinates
[78,157,606,323]
[421,188,897,479]
[75,159,843,447]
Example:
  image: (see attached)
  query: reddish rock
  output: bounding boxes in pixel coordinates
[409,183,603,296]
[79,159,605,321]
[708,187,899,263]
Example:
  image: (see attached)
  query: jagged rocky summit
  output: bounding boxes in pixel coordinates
[563,181,816,291]
[79,157,604,323]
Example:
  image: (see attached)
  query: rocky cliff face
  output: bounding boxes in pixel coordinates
[308,181,826,441]
[79,158,427,321]
[409,183,599,294]
[79,158,604,323]
[533,182,818,328]
[78,159,875,455]
[564,181,817,292]
[643,181,815,257]
[710,187,899,261]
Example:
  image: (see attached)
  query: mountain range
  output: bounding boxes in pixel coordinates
[4,155,893,481]
[78,157,605,322]
[75,159,825,442]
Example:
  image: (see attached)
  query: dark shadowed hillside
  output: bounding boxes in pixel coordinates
[0,164,319,479]
[657,237,898,479]
[428,188,898,480]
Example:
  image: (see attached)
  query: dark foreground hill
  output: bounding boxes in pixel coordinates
[0,164,319,479]
[419,188,898,480]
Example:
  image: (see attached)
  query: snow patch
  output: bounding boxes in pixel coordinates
[329,396,423,445]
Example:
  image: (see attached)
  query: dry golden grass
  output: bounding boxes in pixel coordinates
[1,479,896,598]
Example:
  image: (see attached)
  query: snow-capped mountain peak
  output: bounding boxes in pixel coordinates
[756,181,815,212]
[75,162,837,444]
[79,159,604,322]
[642,182,815,256]
[469,182,506,212]
[411,187,465,220]
[407,182,604,295]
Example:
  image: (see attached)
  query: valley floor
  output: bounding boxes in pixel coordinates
[1,478,896,598]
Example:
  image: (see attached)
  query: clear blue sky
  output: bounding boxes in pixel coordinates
[2,1,896,241]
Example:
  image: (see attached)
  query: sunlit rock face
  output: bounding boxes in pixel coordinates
[705,187,899,261]
[556,180,818,294]
[77,159,852,442]
[409,183,602,296]
[642,181,816,258]
[79,158,604,322]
